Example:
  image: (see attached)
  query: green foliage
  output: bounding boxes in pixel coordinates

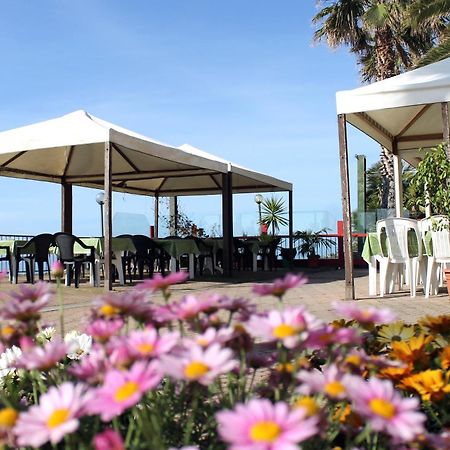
[408,143,450,215]
[294,228,334,258]
[260,195,288,235]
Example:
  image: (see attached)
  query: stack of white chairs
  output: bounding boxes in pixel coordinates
[376,218,424,297]
[421,215,450,297]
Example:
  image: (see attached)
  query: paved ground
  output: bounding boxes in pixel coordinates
[2,268,449,332]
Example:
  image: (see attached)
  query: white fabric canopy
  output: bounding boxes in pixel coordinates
[336,57,450,165]
[0,110,291,195]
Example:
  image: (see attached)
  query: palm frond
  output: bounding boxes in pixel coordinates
[416,36,450,66]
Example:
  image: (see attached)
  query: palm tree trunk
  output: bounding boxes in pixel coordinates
[376,26,397,211]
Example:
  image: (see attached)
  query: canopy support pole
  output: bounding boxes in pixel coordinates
[169,196,178,235]
[338,114,355,300]
[288,190,294,268]
[442,102,450,160]
[154,195,159,238]
[222,172,233,277]
[61,182,72,233]
[393,144,403,217]
[104,141,113,291]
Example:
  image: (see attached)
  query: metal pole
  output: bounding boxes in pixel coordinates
[104,141,112,291]
[100,203,104,237]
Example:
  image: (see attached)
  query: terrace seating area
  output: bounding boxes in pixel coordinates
[0,232,300,287]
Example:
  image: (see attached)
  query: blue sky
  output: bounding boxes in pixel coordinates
[0,0,379,237]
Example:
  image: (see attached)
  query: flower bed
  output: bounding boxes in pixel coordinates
[0,271,449,449]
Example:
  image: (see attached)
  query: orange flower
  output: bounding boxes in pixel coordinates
[419,314,450,336]
[333,404,363,428]
[440,346,450,370]
[390,334,433,365]
[399,369,450,402]
[379,364,413,383]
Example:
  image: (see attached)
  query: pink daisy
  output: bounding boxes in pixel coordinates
[332,301,397,325]
[127,328,179,359]
[14,382,91,447]
[216,398,318,450]
[297,364,357,400]
[160,343,236,385]
[170,294,220,320]
[303,324,361,350]
[247,308,322,349]
[69,346,110,384]
[86,318,124,343]
[93,428,124,450]
[190,327,234,348]
[252,273,307,299]
[138,271,188,293]
[0,282,53,322]
[51,260,64,279]
[87,360,162,421]
[347,377,426,442]
[15,339,68,371]
[94,291,153,321]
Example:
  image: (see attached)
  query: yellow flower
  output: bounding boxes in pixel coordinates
[419,315,450,336]
[377,322,415,344]
[390,334,433,364]
[441,346,450,370]
[399,369,450,402]
[294,396,320,417]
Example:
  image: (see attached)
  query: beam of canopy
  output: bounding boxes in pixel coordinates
[336,57,450,166]
[0,110,291,195]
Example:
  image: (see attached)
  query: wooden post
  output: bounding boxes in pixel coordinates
[288,190,294,268]
[222,172,233,277]
[337,114,355,300]
[61,182,72,233]
[104,142,112,291]
[442,102,450,161]
[154,195,159,238]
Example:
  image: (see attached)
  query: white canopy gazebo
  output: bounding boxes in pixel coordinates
[336,57,450,299]
[0,110,293,289]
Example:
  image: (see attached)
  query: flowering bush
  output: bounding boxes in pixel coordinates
[0,272,449,449]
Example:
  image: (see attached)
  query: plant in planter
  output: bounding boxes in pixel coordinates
[294,228,333,267]
[260,195,288,235]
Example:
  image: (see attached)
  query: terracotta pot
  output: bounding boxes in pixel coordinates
[444,269,450,297]
[307,255,320,268]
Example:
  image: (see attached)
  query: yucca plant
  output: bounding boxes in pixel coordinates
[260,195,288,235]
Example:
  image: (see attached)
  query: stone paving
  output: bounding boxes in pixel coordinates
[2,268,449,332]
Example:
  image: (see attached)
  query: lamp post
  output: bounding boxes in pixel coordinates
[96,192,105,237]
[254,194,263,233]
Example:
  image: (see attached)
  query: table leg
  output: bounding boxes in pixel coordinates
[169,257,177,272]
[369,256,377,296]
[252,254,257,272]
[10,254,16,283]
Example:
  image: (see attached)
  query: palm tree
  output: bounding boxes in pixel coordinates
[313,0,440,209]
[410,0,450,66]
[260,195,288,235]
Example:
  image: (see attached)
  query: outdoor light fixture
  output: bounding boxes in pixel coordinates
[96,192,105,237]
[254,194,263,231]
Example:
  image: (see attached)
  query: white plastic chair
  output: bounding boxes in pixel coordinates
[423,216,450,297]
[376,218,423,297]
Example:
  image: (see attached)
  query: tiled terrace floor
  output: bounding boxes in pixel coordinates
[1,268,449,332]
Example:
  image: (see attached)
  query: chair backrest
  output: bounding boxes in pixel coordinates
[419,215,449,233]
[26,233,54,262]
[53,232,77,261]
[426,216,450,259]
[376,218,421,261]
[131,235,157,257]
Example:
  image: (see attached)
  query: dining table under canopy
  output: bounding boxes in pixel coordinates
[335,56,450,300]
[0,110,293,289]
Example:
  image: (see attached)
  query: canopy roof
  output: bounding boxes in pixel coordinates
[0,110,291,196]
[336,57,450,166]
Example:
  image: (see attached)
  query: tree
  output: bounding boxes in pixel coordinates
[410,0,450,67]
[260,195,288,235]
[313,0,440,209]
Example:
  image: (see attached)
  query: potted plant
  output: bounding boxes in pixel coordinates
[408,143,450,296]
[294,228,333,268]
